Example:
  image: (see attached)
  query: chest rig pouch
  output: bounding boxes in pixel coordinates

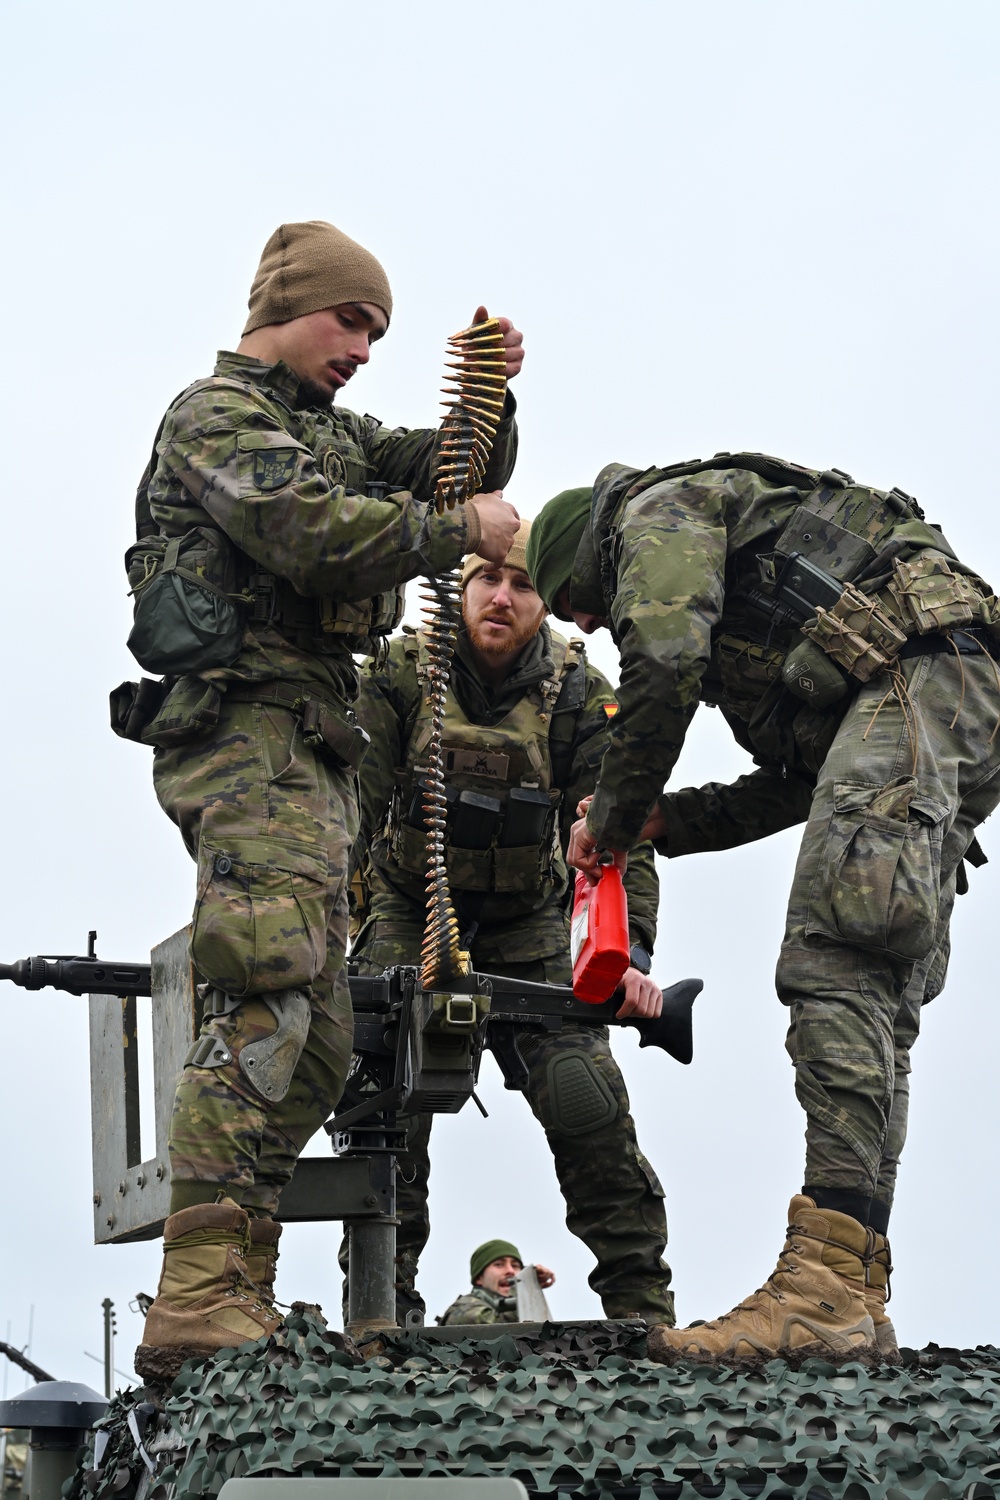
[126,398,249,676]
[758,473,984,691]
[387,633,584,897]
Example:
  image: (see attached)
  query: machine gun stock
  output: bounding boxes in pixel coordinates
[481,972,701,1060]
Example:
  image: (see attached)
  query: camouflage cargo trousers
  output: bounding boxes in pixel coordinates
[777,647,1000,1218]
[343,887,675,1323]
[153,697,358,1215]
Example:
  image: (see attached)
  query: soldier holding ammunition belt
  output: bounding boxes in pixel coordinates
[346,520,675,1327]
[119,219,524,1372]
[527,457,1000,1366]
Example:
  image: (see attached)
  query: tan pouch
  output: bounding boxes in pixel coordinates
[802,582,906,682]
[888,553,979,634]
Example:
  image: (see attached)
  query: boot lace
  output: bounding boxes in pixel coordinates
[695,1221,866,1329]
[223,1246,282,1323]
[861,1230,893,1303]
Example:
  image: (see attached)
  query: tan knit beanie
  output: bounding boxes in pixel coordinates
[243,221,393,335]
[462,518,532,588]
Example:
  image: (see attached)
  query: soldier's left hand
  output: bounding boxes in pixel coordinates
[534,1264,556,1288]
[616,967,663,1019]
[568,816,627,883]
[473,305,524,380]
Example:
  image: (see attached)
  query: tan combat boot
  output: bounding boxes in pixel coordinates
[135,1200,281,1379]
[647,1195,877,1367]
[863,1232,900,1364]
[245,1216,282,1305]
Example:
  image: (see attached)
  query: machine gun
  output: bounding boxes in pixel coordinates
[337,964,700,1130]
[0,940,701,1129]
[1,932,702,1331]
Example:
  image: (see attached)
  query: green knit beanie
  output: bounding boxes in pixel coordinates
[470,1238,522,1284]
[525,487,593,617]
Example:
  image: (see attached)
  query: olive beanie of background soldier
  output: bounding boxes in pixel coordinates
[243,221,393,336]
[470,1239,522,1283]
[461,517,532,589]
[525,488,593,616]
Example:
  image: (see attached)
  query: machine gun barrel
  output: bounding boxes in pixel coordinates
[0,955,152,997]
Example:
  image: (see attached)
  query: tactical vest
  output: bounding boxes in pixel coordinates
[128,377,404,661]
[384,629,586,899]
[598,451,935,602]
[600,451,988,689]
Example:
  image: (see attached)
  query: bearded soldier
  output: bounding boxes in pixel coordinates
[527,463,1000,1365]
[346,521,675,1327]
[121,220,523,1371]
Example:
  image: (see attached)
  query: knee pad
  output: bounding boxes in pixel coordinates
[544,1050,619,1136]
[239,989,311,1101]
[184,988,312,1103]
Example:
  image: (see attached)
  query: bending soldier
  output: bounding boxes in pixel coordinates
[527,464,1000,1365]
[347,520,675,1326]
[123,219,523,1370]
[439,1240,555,1326]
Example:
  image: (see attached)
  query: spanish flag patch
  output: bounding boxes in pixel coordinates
[603,702,619,718]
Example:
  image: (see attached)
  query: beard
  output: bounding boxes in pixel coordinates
[464,603,545,658]
[299,376,336,406]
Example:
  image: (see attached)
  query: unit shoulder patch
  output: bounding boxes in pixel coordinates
[252,448,297,492]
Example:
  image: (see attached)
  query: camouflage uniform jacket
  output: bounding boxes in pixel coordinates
[439,1285,519,1325]
[355,621,658,949]
[140,351,518,702]
[581,457,990,853]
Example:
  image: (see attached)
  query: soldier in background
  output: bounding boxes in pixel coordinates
[439,1240,555,1326]
[124,219,524,1369]
[346,521,675,1327]
[527,462,1000,1366]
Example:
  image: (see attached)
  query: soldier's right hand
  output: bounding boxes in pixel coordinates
[469,490,520,564]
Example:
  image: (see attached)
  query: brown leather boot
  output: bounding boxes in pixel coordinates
[648,1195,877,1367]
[245,1216,282,1305]
[863,1232,900,1364]
[135,1200,281,1379]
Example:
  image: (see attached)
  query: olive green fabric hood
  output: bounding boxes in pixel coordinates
[526,487,593,617]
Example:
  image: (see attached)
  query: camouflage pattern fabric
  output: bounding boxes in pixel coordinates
[438,1285,518,1325]
[349,902,674,1323]
[79,1305,1000,1500]
[155,697,358,1213]
[567,457,1000,1217]
[144,351,518,699]
[777,648,1000,1201]
[579,460,990,851]
[139,351,517,1212]
[355,621,659,953]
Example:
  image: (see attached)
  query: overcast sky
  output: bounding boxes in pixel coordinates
[2,0,999,1389]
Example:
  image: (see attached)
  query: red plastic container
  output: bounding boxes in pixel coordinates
[570,865,631,1003]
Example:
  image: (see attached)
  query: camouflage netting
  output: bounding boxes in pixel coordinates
[73,1306,1000,1499]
